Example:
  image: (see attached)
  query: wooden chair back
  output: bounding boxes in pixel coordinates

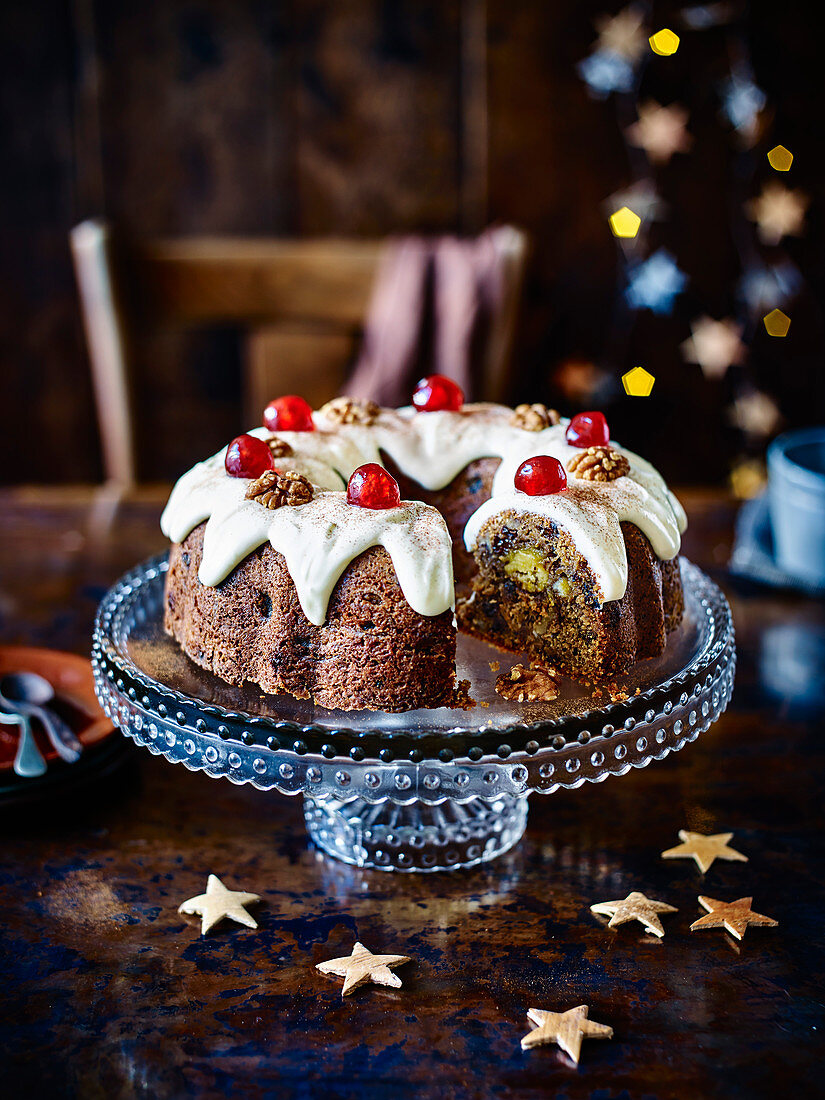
[71,220,527,484]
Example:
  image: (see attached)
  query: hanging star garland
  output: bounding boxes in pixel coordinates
[604,180,668,227]
[728,391,782,438]
[316,941,412,997]
[625,249,687,314]
[521,1005,613,1063]
[590,890,678,937]
[578,49,636,98]
[626,101,693,165]
[738,261,802,316]
[746,183,809,245]
[690,896,778,940]
[680,2,736,30]
[661,830,748,873]
[593,5,648,62]
[681,317,746,380]
[178,874,261,935]
[720,69,767,146]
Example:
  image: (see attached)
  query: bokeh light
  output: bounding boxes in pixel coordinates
[649,29,680,56]
[763,308,791,337]
[622,366,656,396]
[609,206,642,238]
[767,145,793,171]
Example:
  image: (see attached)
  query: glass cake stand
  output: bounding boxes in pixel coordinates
[92,555,735,873]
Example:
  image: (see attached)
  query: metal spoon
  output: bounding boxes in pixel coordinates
[0,671,83,764]
[0,708,47,777]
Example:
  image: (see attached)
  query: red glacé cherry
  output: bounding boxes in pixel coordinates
[514,456,567,496]
[225,434,275,479]
[566,411,610,448]
[412,374,464,413]
[263,395,315,432]
[347,463,401,509]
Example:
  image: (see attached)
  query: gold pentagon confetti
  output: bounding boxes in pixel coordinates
[763,308,791,337]
[767,145,793,172]
[609,206,642,239]
[622,366,656,396]
[649,28,680,55]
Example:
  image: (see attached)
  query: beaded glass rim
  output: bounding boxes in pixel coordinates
[93,554,735,786]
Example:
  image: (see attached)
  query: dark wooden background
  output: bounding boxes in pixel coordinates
[2,0,824,486]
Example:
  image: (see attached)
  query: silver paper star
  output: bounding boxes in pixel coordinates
[626,249,687,314]
[578,49,636,98]
[738,262,802,315]
[721,70,767,145]
[680,2,736,29]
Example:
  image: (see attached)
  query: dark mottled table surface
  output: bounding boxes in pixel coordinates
[1,487,823,1099]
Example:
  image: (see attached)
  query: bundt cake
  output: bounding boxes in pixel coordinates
[160,380,687,711]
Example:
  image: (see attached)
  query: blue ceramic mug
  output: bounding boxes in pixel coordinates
[767,426,825,585]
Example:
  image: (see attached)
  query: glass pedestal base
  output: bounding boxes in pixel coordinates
[304,795,529,872]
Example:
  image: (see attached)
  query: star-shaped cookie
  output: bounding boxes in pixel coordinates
[521,1005,613,1063]
[316,941,411,997]
[178,873,261,935]
[661,830,748,873]
[690,896,778,940]
[590,890,678,937]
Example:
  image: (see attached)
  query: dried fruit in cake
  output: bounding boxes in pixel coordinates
[263,395,315,432]
[347,464,402,509]
[225,434,275,479]
[463,512,680,680]
[412,374,464,413]
[566,411,610,448]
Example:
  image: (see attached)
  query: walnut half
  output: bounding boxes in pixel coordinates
[509,403,561,431]
[245,470,314,509]
[495,663,560,702]
[319,396,380,426]
[567,446,630,482]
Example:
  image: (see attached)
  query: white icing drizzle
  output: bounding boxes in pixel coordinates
[161,450,454,626]
[161,403,686,621]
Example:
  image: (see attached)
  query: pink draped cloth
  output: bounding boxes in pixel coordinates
[344,227,513,405]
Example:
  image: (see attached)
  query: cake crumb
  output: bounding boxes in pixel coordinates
[452,679,476,710]
[495,663,560,703]
[488,660,500,673]
[590,679,634,704]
